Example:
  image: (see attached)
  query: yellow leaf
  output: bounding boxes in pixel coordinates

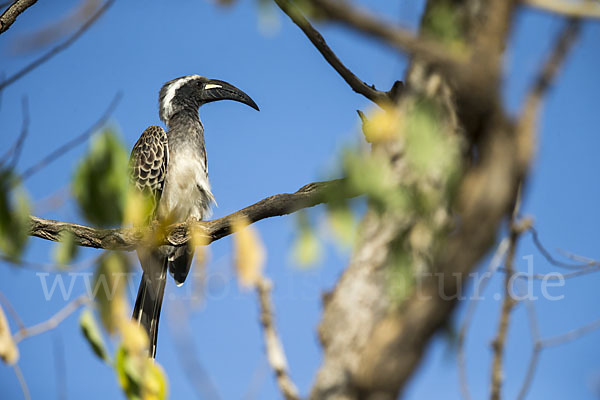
[120,319,149,356]
[0,305,18,365]
[232,216,265,288]
[362,105,403,143]
[142,360,168,400]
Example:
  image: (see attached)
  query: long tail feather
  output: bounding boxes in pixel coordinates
[132,251,167,358]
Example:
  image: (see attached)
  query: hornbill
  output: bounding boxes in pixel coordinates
[129,75,259,358]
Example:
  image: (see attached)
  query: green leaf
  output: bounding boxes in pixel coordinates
[53,230,78,267]
[80,309,109,362]
[115,345,142,400]
[72,128,130,227]
[0,170,30,262]
[115,345,168,400]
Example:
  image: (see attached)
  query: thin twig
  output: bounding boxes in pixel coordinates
[167,299,222,400]
[274,0,396,105]
[500,265,600,280]
[13,296,89,343]
[307,0,465,70]
[0,0,38,35]
[516,19,580,173]
[53,334,67,400]
[2,253,98,272]
[516,279,600,399]
[0,291,26,331]
[457,238,510,400]
[1,96,30,169]
[515,277,542,400]
[541,317,600,348]
[0,0,114,91]
[490,189,527,400]
[12,363,31,400]
[256,278,299,400]
[528,227,595,270]
[525,0,600,19]
[20,92,122,181]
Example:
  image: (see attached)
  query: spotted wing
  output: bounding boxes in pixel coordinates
[129,125,168,206]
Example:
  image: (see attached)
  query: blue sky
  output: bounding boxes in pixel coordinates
[1,1,599,399]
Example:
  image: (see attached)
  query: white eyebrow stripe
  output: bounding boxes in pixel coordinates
[161,75,200,122]
[204,84,222,90]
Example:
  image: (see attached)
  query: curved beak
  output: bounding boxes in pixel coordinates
[201,79,259,111]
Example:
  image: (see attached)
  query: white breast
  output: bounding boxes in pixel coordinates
[157,147,214,223]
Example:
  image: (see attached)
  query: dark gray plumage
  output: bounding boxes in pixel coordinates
[130,75,258,358]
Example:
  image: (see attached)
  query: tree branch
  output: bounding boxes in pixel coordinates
[12,296,88,343]
[516,19,580,173]
[457,238,510,400]
[525,0,600,19]
[256,277,299,400]
[1,96,29,169]
[0,0,114,92]
[490,208,528,400]
[306,0,466,72]
[0,0,38,35]
[274,0,399,105]
[27,179,356,251]
[20,92,122,181]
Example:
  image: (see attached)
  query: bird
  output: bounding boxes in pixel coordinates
[129,75,259,358]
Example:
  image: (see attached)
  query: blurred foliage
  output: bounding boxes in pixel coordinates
[123,187,156,228]
[0,304,18,365]
[292,210,323,266]
[80,308,109,362]
[343,149,411,214]
[116,345,168,400]
[53,230,79,267]
[319,98,462,302]
[421,0,466,51]
[81,251,167,400]
[327,201,357,247]
[73,128,130,227]
[232,216,266,288]
[93,251,130,334]
[0,170,30,263]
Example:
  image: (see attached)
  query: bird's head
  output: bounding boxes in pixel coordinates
[158,75,259,124]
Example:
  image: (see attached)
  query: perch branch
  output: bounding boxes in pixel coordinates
[27,179,356,251]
